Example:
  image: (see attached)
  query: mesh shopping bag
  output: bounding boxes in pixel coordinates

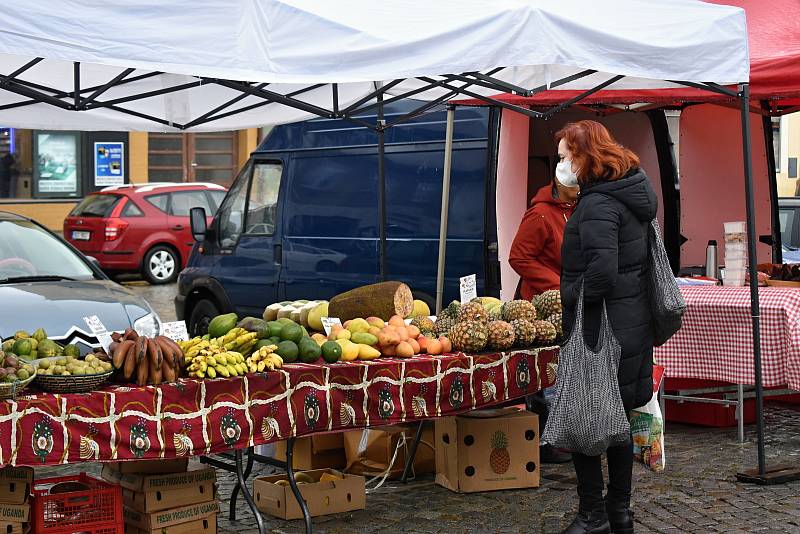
[647,219,686,346]
[542,285,630,456]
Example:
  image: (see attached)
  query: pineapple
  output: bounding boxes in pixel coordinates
[510,319,537,348]
[487,321,515,350]
[502,300,537,323]
[445,300,462,318]
[546,313,563,338]
[533,320,557,344]
[459,301,489,324]
[434,315,456,336]
[449,320,488,353]
[488,305,503,321]
[535,290,562,318]
[489,430,511,474]
[410,316,435,332]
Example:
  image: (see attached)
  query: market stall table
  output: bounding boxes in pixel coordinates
[655,286,800,440]
[0,348,556,532]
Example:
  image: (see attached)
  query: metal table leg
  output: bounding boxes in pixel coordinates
[737,384,745,443]
[230,447,255,520]
[234,449,265,534]
[286,437,313,534]
[400,421,425,483]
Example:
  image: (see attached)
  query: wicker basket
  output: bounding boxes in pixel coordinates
[0,373,36,400]
[34,370,113,394]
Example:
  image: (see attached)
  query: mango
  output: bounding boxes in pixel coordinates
[357,344,381,360]
[366,317,385,329]
[346,318,370,334]
[307,302,328,332]
[311,333,328,347]
[351,332,378,346]
[335,339,360,361]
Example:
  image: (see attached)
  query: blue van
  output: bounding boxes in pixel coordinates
[176,102,501,334]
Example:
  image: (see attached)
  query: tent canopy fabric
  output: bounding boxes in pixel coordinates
[457,0,798,109]
[0,0,748,131]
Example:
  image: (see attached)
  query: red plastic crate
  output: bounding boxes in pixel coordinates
[32,473,123,534]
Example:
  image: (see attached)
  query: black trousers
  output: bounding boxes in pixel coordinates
[572,441,634,511]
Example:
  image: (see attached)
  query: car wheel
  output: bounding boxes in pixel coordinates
[188,298,220,337]
[143,246,179,284]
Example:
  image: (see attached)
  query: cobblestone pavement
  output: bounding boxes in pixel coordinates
[84,282,799,533]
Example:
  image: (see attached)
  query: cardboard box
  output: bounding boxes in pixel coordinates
[0,468,33,505]
[273,433,346,470]
[124,514,216,534]
[102,464,216,494]
[0,503,29,524]
[0,521,27,534]
[122,480,216,513]
[253,469,365,520]
[108,459,189,475]
[435,408,540,493]
[344,423,435,479]
[123,501,218,531]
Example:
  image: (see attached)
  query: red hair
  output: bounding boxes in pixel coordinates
[555,121,639,184]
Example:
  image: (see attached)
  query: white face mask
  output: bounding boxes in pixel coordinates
[555,159,579,187]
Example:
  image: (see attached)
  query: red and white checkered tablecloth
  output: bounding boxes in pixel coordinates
[654,286,800,390]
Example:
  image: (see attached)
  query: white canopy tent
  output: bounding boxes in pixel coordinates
[1,1,773,530]
[0,0,747,131]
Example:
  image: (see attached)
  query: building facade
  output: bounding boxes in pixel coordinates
[0,128,259,230]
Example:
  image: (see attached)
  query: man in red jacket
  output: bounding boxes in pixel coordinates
[510,156,579,464]
[510,178,578,300]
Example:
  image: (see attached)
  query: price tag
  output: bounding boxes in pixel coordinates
[161,321,189,342]
[84,315,114,353]
[321,317,343,336]
[460,274,477,304]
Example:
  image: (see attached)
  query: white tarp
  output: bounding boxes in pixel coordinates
[0,0,749,131]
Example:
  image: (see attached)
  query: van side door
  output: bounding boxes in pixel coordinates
[212,160,284,316]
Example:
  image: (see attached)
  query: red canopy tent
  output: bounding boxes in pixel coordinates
[456,0,800,111]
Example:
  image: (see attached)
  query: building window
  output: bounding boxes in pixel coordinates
[772,117,781,173]
[148,132,238,186]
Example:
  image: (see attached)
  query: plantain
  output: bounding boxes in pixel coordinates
[123,344,137,379]
[112,340,135,369]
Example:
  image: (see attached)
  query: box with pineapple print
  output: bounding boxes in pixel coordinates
[435,407,539,493]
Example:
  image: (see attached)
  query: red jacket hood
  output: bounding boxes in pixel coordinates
[530,182,573,210]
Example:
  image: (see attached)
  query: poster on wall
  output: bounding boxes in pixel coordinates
[94,142,124,186]
[34,132,80,197]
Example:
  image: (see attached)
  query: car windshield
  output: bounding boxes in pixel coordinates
[70,194,121,217]
[0,220,96,282]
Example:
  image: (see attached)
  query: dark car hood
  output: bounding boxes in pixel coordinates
[0,280,154,344]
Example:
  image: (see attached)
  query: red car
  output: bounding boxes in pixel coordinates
[64,183,227,284]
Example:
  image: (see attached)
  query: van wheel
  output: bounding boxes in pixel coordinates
[143,246,179,284]
[188,299,220,337]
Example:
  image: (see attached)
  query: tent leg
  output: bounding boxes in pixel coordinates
[739,83,765,475]
[378,91,387,282]
[435,105,456,315]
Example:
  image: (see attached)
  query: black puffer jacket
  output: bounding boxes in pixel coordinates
[560,168,657,412]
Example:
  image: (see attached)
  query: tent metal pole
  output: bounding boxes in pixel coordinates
[435,105,456,315]
[377,88,387,281]
[739,83,766,476]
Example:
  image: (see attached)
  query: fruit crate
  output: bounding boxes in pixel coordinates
[32,473,123,534]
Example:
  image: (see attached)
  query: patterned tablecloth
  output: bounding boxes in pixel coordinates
[654,286,800,390]
[0,349,556,467]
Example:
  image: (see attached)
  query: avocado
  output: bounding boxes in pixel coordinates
[298,337,322,363]
[276,340,299,363]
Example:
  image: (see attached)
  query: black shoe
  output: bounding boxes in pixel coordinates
[541,444,572,464]
[561,509,610,534]
[605,505,634,534]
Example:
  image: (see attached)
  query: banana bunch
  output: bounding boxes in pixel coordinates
[179,329,260,366]
[246,345,283,373]
[186,349,248,379]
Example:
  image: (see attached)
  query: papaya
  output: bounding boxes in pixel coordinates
[12,339,32,357]
[208,313,238,338]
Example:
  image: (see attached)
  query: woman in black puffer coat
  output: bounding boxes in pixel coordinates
[556,121,656,534]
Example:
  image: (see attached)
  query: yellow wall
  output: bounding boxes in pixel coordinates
[129,132,148,184]
[776,112,800,197]
[238,129,258,169]
[0,202,77,232]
